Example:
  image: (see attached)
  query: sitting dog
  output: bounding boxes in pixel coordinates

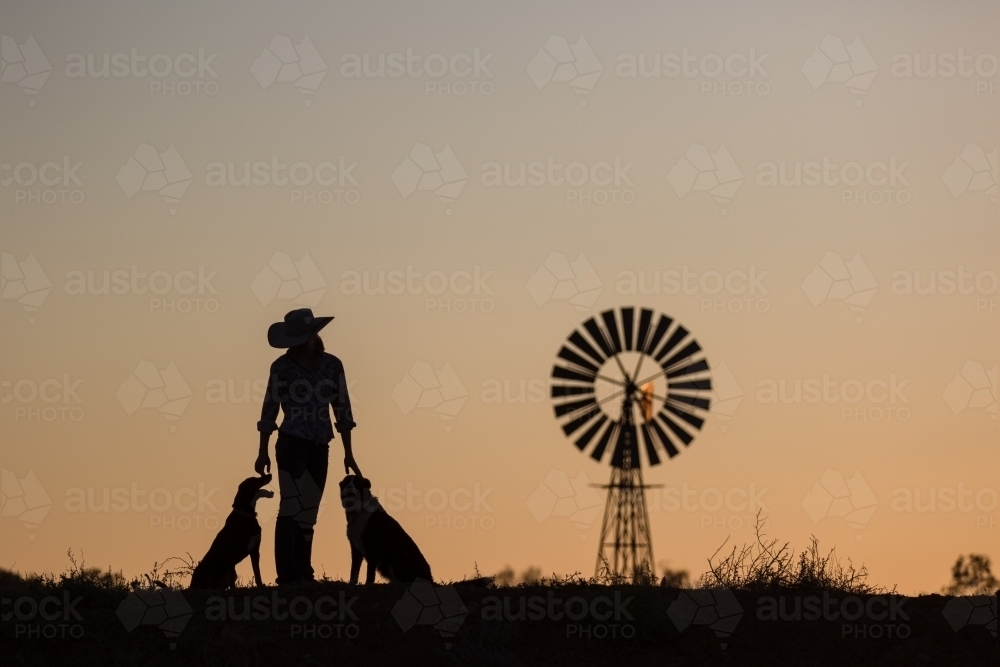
[339,475,432,585]
[190,474,274,589]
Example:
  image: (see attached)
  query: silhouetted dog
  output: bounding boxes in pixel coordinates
[339,475,432,585]
[190,474,273,589]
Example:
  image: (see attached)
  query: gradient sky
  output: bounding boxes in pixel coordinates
[1,0,997,595]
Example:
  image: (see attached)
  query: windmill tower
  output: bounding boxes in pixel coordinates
[550,307,712,582]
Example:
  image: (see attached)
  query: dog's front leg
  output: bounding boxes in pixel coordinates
[250,545,263,588]
[365,559,376,585]
[349,547,362,585]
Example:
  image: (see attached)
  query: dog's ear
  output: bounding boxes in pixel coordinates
[361,478,371,490]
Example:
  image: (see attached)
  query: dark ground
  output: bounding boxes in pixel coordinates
[1,575,996,667]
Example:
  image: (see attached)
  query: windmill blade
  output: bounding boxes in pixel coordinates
[654,325,689,362]
[635,308,653,353]
[621,307,635,351]
[574,413,608,452]
[648,417,680,458]
[560,405,602,438]
[590,419,618,463]
[554,396,598,418]
[665,358,710,379]
[569,331,606,366]
[659,411,695,446]
[664,403,705,431]
[661,340,702,372]
[583,317,615,359]
[640,422,662,466]
[643,314,673,355]
[550,308,711,473]
[551,384,594,398]
[669,378,712,391]
[557,345,600,374]
[552,365,596,384]
[651,389,709,412]
[600,309,623,354]
[667,392,711,411]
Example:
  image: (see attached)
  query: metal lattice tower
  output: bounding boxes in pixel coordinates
[594,390,656,582]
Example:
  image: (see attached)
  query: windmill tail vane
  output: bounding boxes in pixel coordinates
[550,307,712,583]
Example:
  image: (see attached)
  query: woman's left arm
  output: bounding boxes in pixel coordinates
[332,361,360,476]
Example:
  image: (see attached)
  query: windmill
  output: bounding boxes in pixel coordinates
[550,307,712,582]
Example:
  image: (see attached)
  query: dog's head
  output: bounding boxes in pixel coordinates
[339,475,373,514]
[234,474,274,511]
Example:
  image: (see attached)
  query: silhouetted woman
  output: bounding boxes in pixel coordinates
[255,308,361,585]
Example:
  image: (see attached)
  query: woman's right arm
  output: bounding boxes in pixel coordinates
[255,367,279,475]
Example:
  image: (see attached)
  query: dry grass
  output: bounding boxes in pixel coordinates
[698,511,885,594]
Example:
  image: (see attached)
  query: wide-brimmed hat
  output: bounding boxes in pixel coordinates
[267,308,333,348]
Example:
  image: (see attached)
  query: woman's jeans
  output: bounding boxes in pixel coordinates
[274,432,329,584]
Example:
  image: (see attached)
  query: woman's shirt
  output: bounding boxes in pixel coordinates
[257,352,356,444]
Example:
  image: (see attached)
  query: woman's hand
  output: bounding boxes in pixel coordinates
[256,432,271,476]
[255,451,271,475]
[341,429,361,477]
[344,454,361,477]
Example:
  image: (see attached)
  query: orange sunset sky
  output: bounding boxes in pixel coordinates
[1,0,997,595]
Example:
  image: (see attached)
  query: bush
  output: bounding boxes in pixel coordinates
[698,512,882,594]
